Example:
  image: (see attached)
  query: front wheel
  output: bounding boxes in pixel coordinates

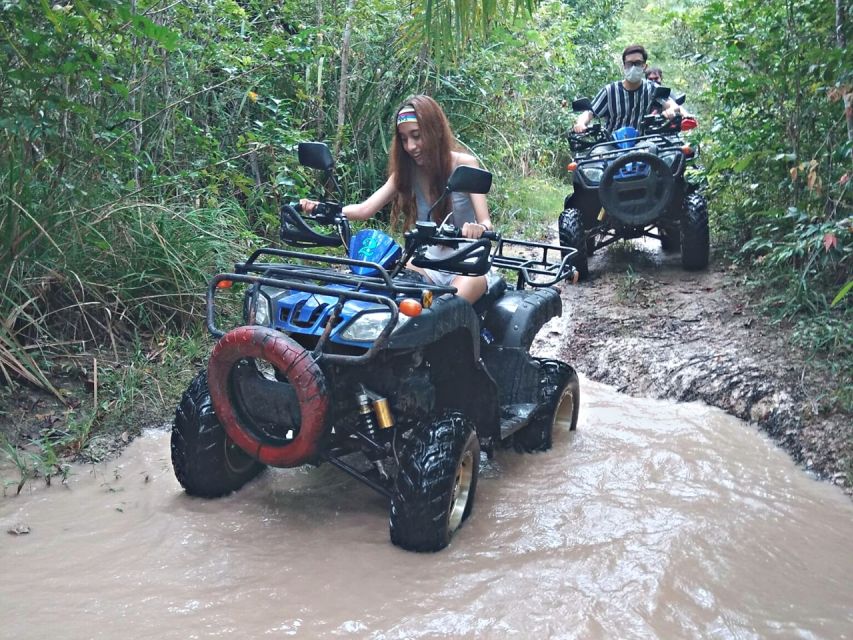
[390,413,480,552]
[171,370,265,498]
[514,360,580,452]
[680,193,710,270]
[559,208,589,279]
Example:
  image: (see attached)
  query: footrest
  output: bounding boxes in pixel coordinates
[499,403,537,440]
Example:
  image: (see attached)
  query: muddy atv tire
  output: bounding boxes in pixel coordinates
[514,360,580,452]
[390,413,480,552]
[172,370,265,498]
[559,208,588,279]
[680,193,710,270]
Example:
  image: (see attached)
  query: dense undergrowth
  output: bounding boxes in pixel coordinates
[1,0,850,486]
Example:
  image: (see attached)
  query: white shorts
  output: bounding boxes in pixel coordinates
[421,268,457,287]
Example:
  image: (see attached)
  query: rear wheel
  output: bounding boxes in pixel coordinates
[559,208,589,279]
[390,413,479,552]
[514,360,580,452]
[680,193,710,270]
[171,370,265,498]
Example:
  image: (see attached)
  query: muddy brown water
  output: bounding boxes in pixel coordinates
[2,378,852,639]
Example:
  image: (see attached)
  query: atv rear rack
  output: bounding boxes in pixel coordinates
[491,237,577,289]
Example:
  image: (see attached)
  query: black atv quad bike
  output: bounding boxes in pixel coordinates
[171,142,580,552]
[559,89,709,278]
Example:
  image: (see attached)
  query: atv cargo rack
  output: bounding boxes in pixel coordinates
[489,237,577,289]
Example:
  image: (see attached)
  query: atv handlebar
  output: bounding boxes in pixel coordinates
[405,222,494,277]
[280,201,351,249]
[641,113,698,135]
[569,123,607,152]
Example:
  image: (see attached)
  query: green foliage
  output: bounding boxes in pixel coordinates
[0,0,614,422]
[671,0,851,372]
[433,0,621,180]
[489,175,565,238]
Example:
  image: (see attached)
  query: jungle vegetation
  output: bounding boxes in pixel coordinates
[0,0,850,472]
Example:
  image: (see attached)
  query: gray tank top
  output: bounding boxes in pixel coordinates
[414,183,477,227]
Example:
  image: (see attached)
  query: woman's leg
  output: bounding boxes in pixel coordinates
[452,275,487,303]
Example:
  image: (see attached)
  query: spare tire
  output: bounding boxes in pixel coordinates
[598,151,674,226]
[207,326,329,468]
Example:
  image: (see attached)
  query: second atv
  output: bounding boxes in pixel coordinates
[559,89,709,278]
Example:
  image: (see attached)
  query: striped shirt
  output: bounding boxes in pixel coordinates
[590,80,658,133]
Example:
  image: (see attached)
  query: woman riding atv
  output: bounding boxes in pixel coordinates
[301,95,493,303]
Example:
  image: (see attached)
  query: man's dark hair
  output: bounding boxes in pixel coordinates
[645,66,662,79]
[622,45,648,62]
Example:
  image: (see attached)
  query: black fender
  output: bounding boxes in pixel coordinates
[565,187,601,229]
[386,293,481,360]
[425,330,501,442]
[482,288,561,351]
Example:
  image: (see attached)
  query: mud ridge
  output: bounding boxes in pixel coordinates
[540,239,850,494]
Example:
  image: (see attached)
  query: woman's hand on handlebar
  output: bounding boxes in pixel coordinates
[299,198,318,213]
[461,221,490,239]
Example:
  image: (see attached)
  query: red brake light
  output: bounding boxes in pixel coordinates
[681,118,698,131]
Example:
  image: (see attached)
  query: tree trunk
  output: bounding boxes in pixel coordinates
[315,0,325,138]
[334,0,357,157]
[130,0,143,190]
[838,0,852,141]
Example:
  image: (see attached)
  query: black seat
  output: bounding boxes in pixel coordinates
[473,272,507,316]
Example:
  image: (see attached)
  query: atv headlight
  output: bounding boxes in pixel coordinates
[579,166,604,183]
[660,150,680,167]
[251,293,272,326]
[340,311,410,342]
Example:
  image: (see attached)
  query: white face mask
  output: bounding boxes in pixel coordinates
[624,65,645,83]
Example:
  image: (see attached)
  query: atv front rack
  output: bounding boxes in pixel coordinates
[575,131,684,164]
[206,247,458,365]
[206,272,401,365]
[237,246,457,296]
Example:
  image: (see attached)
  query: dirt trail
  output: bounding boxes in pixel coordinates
[542,236,851,494]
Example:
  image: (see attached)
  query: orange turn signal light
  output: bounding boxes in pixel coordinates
[567,162,578,172]
[681,145,694,157]
[216,280,233,289]
[399,298,423,317]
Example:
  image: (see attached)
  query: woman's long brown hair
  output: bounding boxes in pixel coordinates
[388,95,456,230]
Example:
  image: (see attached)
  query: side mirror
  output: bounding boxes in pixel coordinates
[571,97,593,113]
[653,86,672,101]
[446,165,492,195]
[298,142,334,171]
[672,91,686,105]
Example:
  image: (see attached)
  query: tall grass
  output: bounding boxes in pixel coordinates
[0,199,254,395]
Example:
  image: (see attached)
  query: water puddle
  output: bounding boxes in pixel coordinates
[2,379,851,639]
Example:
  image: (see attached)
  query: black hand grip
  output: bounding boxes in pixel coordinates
[279,203,343,248]
[437,224,498,241]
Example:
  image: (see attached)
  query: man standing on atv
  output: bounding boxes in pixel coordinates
[573,45,682,134]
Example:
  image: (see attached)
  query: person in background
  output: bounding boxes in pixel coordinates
[573,45,682,134]
[645,66,663,84]
[300,95,493,303]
